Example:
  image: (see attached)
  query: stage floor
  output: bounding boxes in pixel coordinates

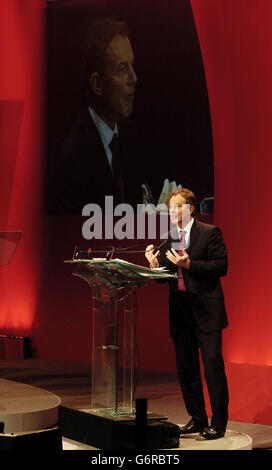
[0,359,271,450]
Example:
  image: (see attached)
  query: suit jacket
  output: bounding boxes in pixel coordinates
[48,106,145,214]
[158,219,228,335]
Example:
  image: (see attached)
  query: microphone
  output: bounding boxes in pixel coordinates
[154,239,168,251]
[145,239,168,253]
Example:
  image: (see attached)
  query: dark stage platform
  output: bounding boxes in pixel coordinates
[0,359,271,450]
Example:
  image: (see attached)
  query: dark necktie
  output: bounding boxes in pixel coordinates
[109,133,125,203]
[178,230,186,291]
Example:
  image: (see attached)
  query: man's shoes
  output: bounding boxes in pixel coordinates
[179,417,208,435]
[199,426,226,440]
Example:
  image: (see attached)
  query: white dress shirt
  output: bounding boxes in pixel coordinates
[88,106,118,174]
[177,217,194,250]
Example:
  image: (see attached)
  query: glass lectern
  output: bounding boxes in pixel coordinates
[66,247,176,418]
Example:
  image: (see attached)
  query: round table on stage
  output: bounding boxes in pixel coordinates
[0,379,60,433]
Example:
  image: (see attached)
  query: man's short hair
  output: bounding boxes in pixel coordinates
[82,16,129,98]
[168,188,198,217]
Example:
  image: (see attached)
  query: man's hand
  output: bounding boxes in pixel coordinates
[145,244,160,268]
[166,248,190,269]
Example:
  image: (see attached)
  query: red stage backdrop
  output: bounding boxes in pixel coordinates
[0,1,46,331]
[0,0,272,425]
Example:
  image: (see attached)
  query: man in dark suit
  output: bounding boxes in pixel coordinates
[145,187,229,440]
[48,16,182,214]
[48,17,142,214]
[49,104,143,213]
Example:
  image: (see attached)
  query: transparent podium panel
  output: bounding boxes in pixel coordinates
[66,246,177,417]
[74,266,143,417]
[90,279,137,416]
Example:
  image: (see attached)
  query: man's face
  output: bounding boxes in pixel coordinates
[100,35,137,127]
[169,194,193,228]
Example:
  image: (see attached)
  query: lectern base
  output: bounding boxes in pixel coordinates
[59,406,180,450]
